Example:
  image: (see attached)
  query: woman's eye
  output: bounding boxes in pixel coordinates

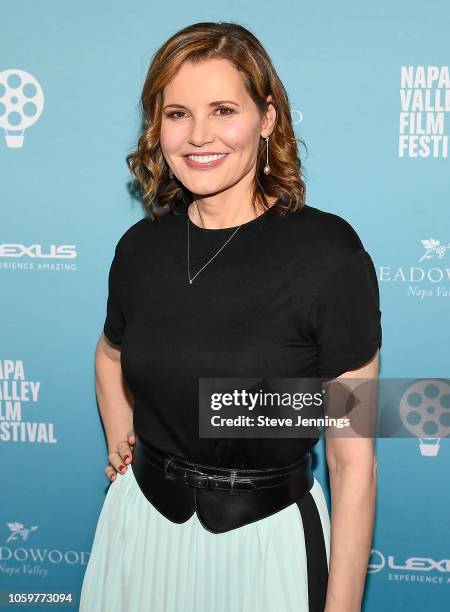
[216,106,234,116]
[166,111,186,119]
[165,106,235,120]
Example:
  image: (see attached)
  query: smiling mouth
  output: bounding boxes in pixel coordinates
[185,153,228,163]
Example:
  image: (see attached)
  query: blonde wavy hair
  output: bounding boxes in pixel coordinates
[126,21,307,220]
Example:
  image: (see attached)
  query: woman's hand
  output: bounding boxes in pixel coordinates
[105,429,136,481]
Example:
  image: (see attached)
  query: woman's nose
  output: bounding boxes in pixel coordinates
[188,120,214,147]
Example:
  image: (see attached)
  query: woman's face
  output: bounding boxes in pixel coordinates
[160,58,274,198]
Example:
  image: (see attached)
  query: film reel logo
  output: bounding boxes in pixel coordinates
[400,379,450,456]
[0,69,44,148]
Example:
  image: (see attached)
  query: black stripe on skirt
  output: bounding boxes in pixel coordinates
[296,491,329,612]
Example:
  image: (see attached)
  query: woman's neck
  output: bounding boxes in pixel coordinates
[188,196,276,230]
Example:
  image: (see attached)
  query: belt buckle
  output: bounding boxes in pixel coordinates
[183,467,258,493]
[184,467,214,490]
[229,470,257,493]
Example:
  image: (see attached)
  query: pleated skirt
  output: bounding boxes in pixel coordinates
[79,463,331,612]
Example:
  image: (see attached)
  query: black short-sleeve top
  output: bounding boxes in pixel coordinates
[103,203,382,468]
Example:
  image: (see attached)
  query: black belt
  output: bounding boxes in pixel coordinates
[135,437,313,494]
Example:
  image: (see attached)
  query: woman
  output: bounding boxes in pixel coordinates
[80,21,382,612]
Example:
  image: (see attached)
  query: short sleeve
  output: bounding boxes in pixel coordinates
[314,249,382,380]
[103,244,127,346]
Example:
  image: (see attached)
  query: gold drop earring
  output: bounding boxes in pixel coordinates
[263,136,271,175]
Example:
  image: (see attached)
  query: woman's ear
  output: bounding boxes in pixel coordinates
[262,94,277,138]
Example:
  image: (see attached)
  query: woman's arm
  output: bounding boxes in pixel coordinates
[323,349,380,612]
[95,332,135,474]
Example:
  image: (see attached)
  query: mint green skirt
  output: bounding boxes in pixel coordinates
[80,463,330,612]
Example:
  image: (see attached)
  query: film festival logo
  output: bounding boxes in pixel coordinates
[0,69,44,149]
[399,65,450,158]
[354,377,450,457]
[0,359,56,444]
[377,237,450,299]
[398,379,450,457]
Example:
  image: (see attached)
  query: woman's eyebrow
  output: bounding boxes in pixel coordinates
[163,100,239,110]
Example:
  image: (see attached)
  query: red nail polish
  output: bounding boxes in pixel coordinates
[119,465,126,472]
[124,455,130,462]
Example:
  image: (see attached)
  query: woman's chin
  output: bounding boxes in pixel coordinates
[183,181,231,198]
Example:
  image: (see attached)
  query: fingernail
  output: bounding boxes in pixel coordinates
[124,455,130,462]
[111,474,116,480]
[119,465,126,472]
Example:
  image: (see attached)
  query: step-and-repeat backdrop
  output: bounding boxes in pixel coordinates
[1,1,449,610]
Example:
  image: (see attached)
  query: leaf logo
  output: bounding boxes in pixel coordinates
[419,239,450,262]
[6,521,39,543]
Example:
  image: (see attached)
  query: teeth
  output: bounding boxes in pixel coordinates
[187,154,227,163]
